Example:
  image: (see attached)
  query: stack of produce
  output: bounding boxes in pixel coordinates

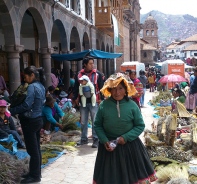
[0,151,29,183]
[176,100,191,118]
[61,111,80,132]
[156,113,177,146]
[154,106,172,117]
[149,91,172,106]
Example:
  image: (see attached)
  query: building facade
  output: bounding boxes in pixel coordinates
[142,14,158,48]
[0,0,141,93]
[140,14,159,65]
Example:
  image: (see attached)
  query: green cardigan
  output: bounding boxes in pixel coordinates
[94,97,145,144]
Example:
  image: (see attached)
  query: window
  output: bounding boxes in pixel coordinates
[85,0,89,19]
[144,52,147,58]
[85,0,92,22]
[70,0,80,14]
[146,30,149,36]
[194,53,197,56]
[151,30,154,36]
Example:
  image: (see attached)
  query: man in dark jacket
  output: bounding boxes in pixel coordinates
[73,58,104,148]
[138,70,148,107]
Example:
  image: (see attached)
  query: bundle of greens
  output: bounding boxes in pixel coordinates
[61,112,80,132]
[0,151,29,184]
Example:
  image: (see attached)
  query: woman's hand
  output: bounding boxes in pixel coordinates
[56,123,63,130]
[104,142,114,152]
[117,137,126,145]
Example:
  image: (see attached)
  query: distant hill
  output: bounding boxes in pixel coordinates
[140,10,197,45]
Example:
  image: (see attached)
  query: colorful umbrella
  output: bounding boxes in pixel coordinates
[158,74,187,83]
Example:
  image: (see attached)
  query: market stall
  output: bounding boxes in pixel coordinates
[147,92,197,183]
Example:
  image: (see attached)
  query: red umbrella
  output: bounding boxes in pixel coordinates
[158,74,187,83]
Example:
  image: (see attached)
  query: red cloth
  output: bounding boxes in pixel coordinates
[133,78,142,101]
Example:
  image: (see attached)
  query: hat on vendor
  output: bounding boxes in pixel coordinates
[100,72,137,98]
[0,99,9,107]
[59,91,68,98]
[45,96,56,106]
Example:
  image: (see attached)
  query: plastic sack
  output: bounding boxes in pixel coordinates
[0,134,18,154]
[160,99,171,107]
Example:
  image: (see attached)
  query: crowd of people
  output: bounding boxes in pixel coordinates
[2,58,197,183]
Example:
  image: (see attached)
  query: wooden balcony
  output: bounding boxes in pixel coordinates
[95,6,114,37]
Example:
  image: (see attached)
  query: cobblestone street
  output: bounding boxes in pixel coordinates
[40,90,157,184]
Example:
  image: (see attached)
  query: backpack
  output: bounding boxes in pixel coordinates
[10,83,28,108]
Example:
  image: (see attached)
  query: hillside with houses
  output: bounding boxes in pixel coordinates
[140,10,197,45]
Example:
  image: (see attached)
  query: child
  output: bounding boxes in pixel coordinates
[0,100,25,148]
[79,75,96,107]
[59,91,72,111]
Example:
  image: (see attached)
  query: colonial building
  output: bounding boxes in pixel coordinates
[165,42,179,59]
[0,0,141,93]
[140,38,157,66]
[140,14,159,65]
[142,14,158,48]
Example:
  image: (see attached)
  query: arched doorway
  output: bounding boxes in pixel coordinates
[106,44,110,77]
[0,0,19,93]
[110,46,115,74]
[51,19,69,89]
[96,39,102,72]
[20,7,49,86]
[70,26,81,73]
[101,42,106,75]
[82,32,90,50]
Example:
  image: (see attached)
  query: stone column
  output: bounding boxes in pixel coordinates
[102,59,106,76]
[77,60,82,71]
[39,48,53,88]
[4,45,24,94]
[97,59,103,72]
[106,59,111,77]
[63,60,70,90]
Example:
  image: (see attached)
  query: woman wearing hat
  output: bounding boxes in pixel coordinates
[10,66,46,183]
[0,99,25,148]
[42,96,64,134]
[58,91,72,111]
[172,88,186,104]
[93,73,157,184]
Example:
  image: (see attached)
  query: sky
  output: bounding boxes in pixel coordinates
[139,0,197,17]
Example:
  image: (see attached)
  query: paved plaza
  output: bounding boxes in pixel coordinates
[41,91,157,184]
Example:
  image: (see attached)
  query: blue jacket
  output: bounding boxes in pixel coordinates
[10,81,45,118]
[42,102,64,124]
[190,76,197,94]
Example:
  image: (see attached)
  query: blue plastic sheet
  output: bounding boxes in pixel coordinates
[15,150,29,159]
[41,151,65,169]
[0,134,18,154]
[51,49,123,61]
[153,114,160,119]
[16,150,65,169]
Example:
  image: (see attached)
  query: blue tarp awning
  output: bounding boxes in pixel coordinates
[51,49,123,61]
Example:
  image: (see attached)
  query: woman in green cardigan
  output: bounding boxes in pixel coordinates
[93,73,157,184]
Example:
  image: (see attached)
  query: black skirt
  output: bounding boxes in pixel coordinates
[93,138,157,184]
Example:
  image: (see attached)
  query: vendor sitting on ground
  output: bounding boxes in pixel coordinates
[0,100,25,148]
[172,88,186,104]
[47,85,60,103]
[42,96,64,134]
[58,91,72,111]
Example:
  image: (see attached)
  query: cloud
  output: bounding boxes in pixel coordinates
[140,0,197,17]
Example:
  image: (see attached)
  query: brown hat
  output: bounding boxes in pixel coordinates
[100,73,137,97]
[45,96,56,106]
